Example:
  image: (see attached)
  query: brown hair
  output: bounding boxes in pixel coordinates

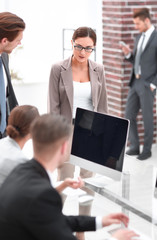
[133,8,151,21]
[6,105,39,139]
[0,12,25,42]
[30,114,72,154]
[72,27,97,46]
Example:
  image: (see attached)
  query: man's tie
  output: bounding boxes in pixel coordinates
[0,56,6,134]
[134,33,145,78]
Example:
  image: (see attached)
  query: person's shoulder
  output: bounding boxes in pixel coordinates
[1,52,8,59]
[51,56,71,71]
[0,136,18,155]
[153,29,157,36]
[89,59,104,72]
[0,136,8,145]
[1,52,9,63]
[51,59,64,69]
[5,159,50,191]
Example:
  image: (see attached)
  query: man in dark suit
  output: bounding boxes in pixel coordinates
[0,12,25,138]
[121,8,157,160]
[0,114,137,240]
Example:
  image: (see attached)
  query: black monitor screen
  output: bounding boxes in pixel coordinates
[154,172,157,198]
[71,108,129,172]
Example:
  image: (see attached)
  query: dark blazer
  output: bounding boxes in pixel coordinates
[48,56,108,122]
[127,29,157,87]
[0,159,96,240]
[1,52,18,118]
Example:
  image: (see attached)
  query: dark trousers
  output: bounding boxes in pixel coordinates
[125,78,155,153]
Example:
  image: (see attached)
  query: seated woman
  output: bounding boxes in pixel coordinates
[0,105,83,191]
[0,105,39,186]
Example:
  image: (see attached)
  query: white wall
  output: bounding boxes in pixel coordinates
[0,0,102,113]
[0,0,102,84]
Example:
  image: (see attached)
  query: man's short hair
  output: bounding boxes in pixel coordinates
[30,114,72,154]
[133,8,151,21]
[0,12,25,42]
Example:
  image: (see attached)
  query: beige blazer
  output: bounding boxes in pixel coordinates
[48,56,108,123]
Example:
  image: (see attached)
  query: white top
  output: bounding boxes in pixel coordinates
[73,81,93,118]
[0,136,28,186]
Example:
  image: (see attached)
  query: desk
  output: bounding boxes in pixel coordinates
[65,155,157,239]
[84,169,157,224]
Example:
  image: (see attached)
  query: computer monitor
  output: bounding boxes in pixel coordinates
[70,108,129,181]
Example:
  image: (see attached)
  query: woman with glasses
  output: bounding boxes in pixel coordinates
[48,27,108,240]
[48,26,108,122]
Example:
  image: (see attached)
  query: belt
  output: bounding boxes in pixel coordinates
[135,74,141,79]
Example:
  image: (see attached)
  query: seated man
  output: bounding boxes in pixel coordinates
[0,114,138,240]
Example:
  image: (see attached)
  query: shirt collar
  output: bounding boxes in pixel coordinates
[144,25,155,38]
[46,169,55,186]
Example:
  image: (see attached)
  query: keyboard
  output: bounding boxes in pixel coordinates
[84,175,114,188]
[108,226,153,240]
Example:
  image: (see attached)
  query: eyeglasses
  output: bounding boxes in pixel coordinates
[73,42,94,53]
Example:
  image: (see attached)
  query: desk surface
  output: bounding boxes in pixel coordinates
[84,166,157,225]
[68,154,157,239]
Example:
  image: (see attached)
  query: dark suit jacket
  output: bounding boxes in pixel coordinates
[0,159,96,240]
[0,52,18,123]
[127,29,157,87]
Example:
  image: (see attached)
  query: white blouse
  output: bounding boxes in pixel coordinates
[0,136,28,186]
[73,81,93,119]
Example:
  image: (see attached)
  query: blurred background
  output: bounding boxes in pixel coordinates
[1,0,157,147]
[0,0,102,114]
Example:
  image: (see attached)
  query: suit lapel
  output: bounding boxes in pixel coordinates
[142,29,156,54]
[1,53,10,82]
[88,60,101,110]
[1,53,18,110]
[61,57,73,113]
[134,30,156,58]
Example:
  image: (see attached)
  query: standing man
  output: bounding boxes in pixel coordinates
[121,8,157,160]
[0,113,138,240]
[0,12,25,139]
